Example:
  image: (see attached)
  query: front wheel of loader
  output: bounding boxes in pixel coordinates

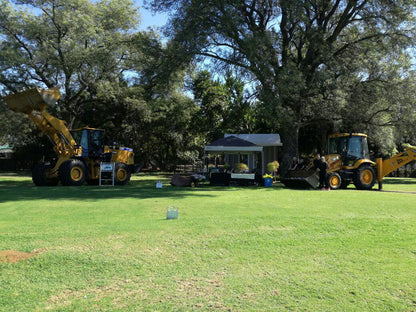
[327,172,341,190]
[59,159,86,186]
[353,164,376,190]
[115,162,131,185]
[32,163,59,186]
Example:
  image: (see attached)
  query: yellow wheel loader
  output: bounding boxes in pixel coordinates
[281,133,416,190]
[3,87,135,186]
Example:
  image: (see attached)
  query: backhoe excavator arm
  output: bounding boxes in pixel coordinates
[376,147,416,189]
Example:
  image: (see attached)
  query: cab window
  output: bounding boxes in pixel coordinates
[347,136,363,159]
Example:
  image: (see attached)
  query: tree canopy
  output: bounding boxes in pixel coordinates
[1,0,416,171]
[0,0,141,127]
[149,0,416,172]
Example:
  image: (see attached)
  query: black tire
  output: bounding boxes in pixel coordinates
[353,164,376,190]
[327,172,341,190]
[32,162,59,186]
[114,162,131,185]
[58,159,87,186]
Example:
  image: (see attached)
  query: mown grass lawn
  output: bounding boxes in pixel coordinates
[0,173,415,311]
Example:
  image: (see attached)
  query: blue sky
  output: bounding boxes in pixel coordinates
[135,0,169,30]
[14,0,169,30]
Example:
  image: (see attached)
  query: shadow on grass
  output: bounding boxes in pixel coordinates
[382,177,416,185]
[0,176,286,203]
[278,177,416,191]
[0,178,220,203]
[0,170,31,177]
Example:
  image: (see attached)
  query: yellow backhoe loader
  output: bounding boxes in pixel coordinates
[3,87,134,186]
[281,133,416,190]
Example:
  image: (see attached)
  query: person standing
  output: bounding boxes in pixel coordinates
[319,156,329,190]
[313,153,321,171]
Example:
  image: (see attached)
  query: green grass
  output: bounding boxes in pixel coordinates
[0,174,415,311]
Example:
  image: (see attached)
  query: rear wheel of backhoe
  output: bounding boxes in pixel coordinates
[115,162,131,185]
[353,164,376,190]
[58,159,86,186]
[32,162,59,186]
[327,172,341,190]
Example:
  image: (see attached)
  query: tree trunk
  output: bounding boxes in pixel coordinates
[280,124,299,177]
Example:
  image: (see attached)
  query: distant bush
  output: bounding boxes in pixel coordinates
[235,163,249,172]
[267,161,279,173]
[222,163,231,171]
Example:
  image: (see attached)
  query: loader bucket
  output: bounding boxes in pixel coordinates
[280,170,319,189]
[3,87,61,114]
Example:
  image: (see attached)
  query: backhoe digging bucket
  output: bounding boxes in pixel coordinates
[4,87,61,114]
[280,170,319,189]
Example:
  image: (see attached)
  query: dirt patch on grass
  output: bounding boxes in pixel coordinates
[46,276,147,310]
[0,250,42,263]
[46,271,231,310]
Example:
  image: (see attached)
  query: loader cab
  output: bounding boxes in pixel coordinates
[328,133,370,164]
[71,127,104,157]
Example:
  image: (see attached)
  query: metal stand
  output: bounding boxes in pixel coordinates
[99,162,115,186]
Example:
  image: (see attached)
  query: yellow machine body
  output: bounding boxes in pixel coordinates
[4,87,60,113]
[282,133,415,190]
[3,88,135,186]
[375,147,416,188]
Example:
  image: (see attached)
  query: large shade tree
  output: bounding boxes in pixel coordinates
[190,70,256,144]
[337,53,416,156]
[0,0,139,128]
[0,0,206,169]
[112,32,200,170]
[0,0,179,167]
[148,0,416,174]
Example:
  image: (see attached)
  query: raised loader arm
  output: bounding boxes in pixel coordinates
[376,147,416,190]
[3,88,81,172]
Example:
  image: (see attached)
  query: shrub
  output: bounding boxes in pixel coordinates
[267,161,279,173]
[222,163,231,171]
[235,163,249,172]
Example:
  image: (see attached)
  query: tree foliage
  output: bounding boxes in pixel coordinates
[0,0,139,127]
[0,0,197,168]
[149,0,416,172]
[190,70,256,144]
[1,0,416,172]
